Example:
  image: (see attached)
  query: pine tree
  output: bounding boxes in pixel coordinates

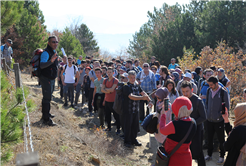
[1,1,24,35]
[58,27,85,58]
[75,24,99,56]
[1,71,35,164]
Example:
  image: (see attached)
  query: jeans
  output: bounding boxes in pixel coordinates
[88,88,94,112]
[74,83,82,104]
[207,120,225,157]
[105,101,120,130]
[39,75,55,121]
[96,98,104,127]
[63,83,74,105]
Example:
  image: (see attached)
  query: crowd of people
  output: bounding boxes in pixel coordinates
[35,36,246,166]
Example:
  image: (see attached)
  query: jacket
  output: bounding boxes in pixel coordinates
[205,87,229,122]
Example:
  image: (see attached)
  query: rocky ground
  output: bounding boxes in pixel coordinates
[5,71,231,166]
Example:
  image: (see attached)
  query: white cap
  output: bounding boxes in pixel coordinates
[121,73,128,78]
[184,72,192,79]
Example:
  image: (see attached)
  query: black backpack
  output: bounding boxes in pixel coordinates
[29,48,43,78]
[113,82,125,115]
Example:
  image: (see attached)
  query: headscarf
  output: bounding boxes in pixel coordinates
[172,72,180,85]
[234,102,246,127]
[155,87,169,102]
[172,96,193,119]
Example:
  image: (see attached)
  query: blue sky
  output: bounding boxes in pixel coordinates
[39,0,191,53]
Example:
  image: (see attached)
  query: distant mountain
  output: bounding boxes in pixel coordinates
[94,33,133,53]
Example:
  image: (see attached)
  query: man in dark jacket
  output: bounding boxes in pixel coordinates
[39,36,58,126]
[204,76,229,165]
[181,81,207,166]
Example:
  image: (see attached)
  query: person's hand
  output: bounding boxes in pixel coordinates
[62,82,66,86]
[103,100,105,106]
[58,77,60,81]
[92,100,94,106]
[200,95,206,99]
[143,95,149,101]
[148,102,153,108]
[74,82,78,87]
[51,53,57,63]
[222,107,229,123]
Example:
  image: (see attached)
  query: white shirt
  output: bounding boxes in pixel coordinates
[64,65,78,83]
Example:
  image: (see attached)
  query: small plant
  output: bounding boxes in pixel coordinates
[60,145,68,152]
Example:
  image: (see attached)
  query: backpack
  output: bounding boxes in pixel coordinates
[141,113,158,134]
[113,82,125,115]
[29,48,43,78]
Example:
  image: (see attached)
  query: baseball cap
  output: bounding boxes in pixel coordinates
[218,68,225,72]
[7,39,13,44]
[85,67,91,70]
[184,72,192,79]
[120,73,128,78]
[119,66,126,71]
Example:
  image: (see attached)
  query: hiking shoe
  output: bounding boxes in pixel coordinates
[70,104,74,108]
[124,143,133,148]
[103,128,111,132]
[89,112,94,117]
[63,103,68,107]
[204,155,212,161]
[116,129,120,135]
[217,157,224,165]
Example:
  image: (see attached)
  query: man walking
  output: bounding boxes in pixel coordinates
[123,70,152,148]
[168,58,179,69]
[61,55,79,108]
[176,72,197,95]
[136,63,156,122]
[204,76,229,165]
[1,39,13,72]
[39,36,59,126]
[125,59,139,74]
[181,81,207,166]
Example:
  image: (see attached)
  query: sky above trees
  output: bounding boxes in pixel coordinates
[39,0,190,52]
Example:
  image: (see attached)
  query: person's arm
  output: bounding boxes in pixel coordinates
[224,127,239,152]
[193,83,198,94]
[159,114,175,135]
[61,68,66,86]
[89,71,95,82]
[222,108,233,136]
[128,93,148,101]
[40,51,57,69]
[101,80,110,93]
[224,90,230,113]
[106,83,117,92]
[74,68,79,86]
[195,99,207,125]
[57,67,61,81]
[226,80,231,88]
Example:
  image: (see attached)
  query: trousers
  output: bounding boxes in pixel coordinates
[123,111,139,144]
[105,101,120,130]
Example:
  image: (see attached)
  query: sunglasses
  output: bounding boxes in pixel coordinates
[144,66,148,68]
[51,41,59,44]
[151,68,156,71]
[121,77,125,79]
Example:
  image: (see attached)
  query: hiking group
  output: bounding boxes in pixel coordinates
[4,36,246,166]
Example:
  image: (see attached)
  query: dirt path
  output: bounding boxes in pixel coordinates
[6,72,229,166]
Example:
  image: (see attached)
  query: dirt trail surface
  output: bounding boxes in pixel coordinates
[6,71,230,166]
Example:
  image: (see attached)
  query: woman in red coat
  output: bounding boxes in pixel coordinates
[159,96,197,166]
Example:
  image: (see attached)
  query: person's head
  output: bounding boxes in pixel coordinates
[95,68,102,78]
[120,59,124,64]
[93,61,100,69]
[171,58,176,64]
[217,68,225,80]
[80,60,86,67]
[85,67,91,74]
[143,63,149,72]
[78,55,83,60]
[151,56,156,63]
[120,73,128,82]
[112,58,116,63]
[207,76,219,91]
[107,67,114,78]
[155,87,169,102]
[116,59,121,65]
[233,103,246,127]
[204,69,213,81]
[151,65,157,74]
[159,66,170,76]
[183,72,192,82]
[101,66,107,75]
[67,55,73,64]
[119,66,126,74]
[86,60,91,67]
[165,79,176,94]
[171,72,180,83]
[62,56,67,63]
[243,89,246,101]
[6,39,13,47]
[134,59,140,67]
[128,70,136,84]
[195,66,203,76]
[154,61,160,69]
[175,68,182,77]
[210,66,217,76]
[172,96,193,119]
[181,81,193,98]
[191,72,197,80]
[126,60,132,68]
[48,36,58,50]
[116,64,122,71]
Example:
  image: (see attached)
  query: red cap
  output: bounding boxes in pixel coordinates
[85,67,91,70]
